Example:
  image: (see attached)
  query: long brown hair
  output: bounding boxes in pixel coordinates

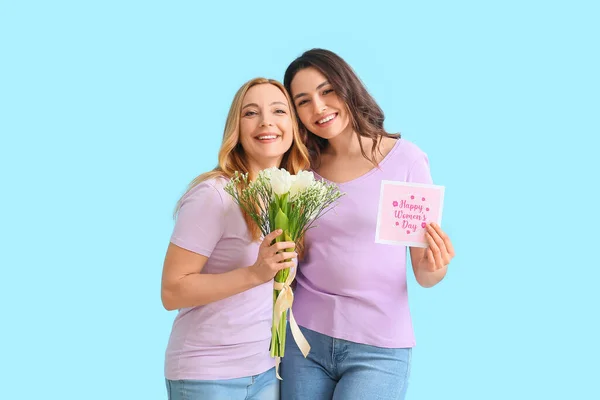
[284,48,400,167]
[175,78,311,242]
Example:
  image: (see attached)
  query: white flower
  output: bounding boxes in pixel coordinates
[289,170,315,198]
[259,167,278,180]
[269,167,293,196]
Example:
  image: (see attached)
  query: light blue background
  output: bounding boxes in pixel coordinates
[1,0,598,399]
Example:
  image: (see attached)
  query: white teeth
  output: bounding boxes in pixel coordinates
[257,135,277,140]
[318,114,336,124]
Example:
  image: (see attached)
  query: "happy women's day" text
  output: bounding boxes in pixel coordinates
[394,200,426,232]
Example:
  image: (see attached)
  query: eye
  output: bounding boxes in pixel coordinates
[243,110,257,117]
[274,109,287,114]
[297,99,309,106]
[323,88,334,95]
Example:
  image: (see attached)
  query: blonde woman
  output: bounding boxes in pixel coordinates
[161,78,311,399]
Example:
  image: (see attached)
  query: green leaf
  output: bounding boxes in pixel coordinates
[274,208,289,236]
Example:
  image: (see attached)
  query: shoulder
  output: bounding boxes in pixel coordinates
[203,176,230,197]
[384,138,428,167]
[397,138,427,158]
[180,177,230,209]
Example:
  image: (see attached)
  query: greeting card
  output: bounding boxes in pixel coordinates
[375,181,445,248]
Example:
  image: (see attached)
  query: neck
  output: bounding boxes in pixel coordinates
[247,156,283,179]
[325,126,371,158]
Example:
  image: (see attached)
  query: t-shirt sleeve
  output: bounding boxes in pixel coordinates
[406,150,433,185]
[170,181,225,257]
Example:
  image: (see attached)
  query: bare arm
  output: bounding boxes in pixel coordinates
[161,243,258,310]
[161,230,296,311]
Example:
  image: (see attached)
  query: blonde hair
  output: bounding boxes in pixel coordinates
[175,77,311,242]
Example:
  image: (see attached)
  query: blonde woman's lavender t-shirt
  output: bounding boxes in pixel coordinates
[164,178,274,380]
[294,139,432,348]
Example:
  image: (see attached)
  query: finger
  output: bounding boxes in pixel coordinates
[427,224,446,250]
[262,229,283,247]
[275,260,297,271]
[427,225,450,264]
[438,228,455,259]
[426,248,435,270]
[274,251,298,262]
[425,232,444,270]
[271,241,296,253]
[431,223,454,258]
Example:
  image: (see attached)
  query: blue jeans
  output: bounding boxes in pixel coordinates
[280,326,412,400]
[166,367,279,400]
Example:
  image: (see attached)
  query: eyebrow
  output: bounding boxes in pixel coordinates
[293,81,330,101]
[241,101,288,110]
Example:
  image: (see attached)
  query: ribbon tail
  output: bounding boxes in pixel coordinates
[288,309,311,358]
[275,357,282,380]
[272,288,292,328]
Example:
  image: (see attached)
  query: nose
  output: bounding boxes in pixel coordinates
[312,97,327,115]
[259,115,274,127]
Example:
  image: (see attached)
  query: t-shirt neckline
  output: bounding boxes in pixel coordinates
[312,138,403,187]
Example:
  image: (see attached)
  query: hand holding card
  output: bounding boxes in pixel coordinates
[420,222,455,272]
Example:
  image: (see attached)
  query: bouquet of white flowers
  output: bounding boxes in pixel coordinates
[224,168,343,362]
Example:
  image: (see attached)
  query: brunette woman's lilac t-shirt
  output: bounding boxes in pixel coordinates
[294,139,432,348]
[164,178,274,380]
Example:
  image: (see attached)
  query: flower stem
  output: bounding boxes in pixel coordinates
[270,289,278,357]
[279,309,287,356]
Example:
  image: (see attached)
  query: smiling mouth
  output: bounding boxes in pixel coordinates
[315,113,337,125]
[255,134,281,141]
